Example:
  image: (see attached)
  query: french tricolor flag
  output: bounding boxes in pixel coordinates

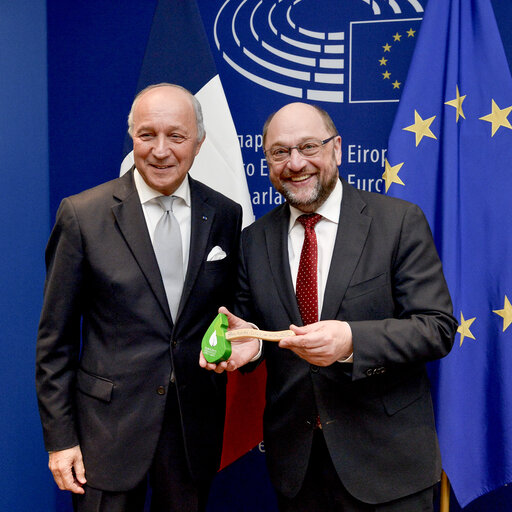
[121,0,263,470]
[121,0,254,228]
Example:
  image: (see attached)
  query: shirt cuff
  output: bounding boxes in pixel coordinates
[249,341,263,362]
[247,322,263,362]
[338,353,353,363]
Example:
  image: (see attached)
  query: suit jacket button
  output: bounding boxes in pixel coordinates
[366,369,374,376]
[157,386,166,395]
[172,340,177,348]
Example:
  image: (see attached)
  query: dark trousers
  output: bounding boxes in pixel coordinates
[276,430,434,512]
[73,384,211,512]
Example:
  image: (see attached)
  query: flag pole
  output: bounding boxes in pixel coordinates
[440,470,450,512]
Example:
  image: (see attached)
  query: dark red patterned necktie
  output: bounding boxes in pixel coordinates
[296,214,322,326]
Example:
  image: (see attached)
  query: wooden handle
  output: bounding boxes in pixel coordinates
[226,328,295,342]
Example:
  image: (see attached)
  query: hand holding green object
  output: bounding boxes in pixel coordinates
[201,313,294,363]
[201,313,232,363]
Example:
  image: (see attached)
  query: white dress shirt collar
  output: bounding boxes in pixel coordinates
[133,168,191,207]
[133,168,191,271]
[288,178,343,232]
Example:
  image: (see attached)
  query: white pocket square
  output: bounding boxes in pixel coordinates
[206,246,227,262]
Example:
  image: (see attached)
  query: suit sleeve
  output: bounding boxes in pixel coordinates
[233,230,267,371]
[35,198,83,451]
[233,233,253,322]
[349,203,457,381]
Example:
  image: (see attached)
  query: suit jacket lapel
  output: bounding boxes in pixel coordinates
[177,177,214,322]
[264,205,303,325]
[111,170,172,325]
[321,180,371,321]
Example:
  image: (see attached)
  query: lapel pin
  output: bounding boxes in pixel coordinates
[202,215,208,221]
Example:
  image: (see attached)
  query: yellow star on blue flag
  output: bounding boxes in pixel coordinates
[457,312,476,346]
[493,296,512,332]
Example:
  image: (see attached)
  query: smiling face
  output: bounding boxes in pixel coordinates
[131,86,204,195]
[264,103,341,213]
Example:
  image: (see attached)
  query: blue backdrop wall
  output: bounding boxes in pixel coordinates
[0,1,52,511]
[2,1,512,510]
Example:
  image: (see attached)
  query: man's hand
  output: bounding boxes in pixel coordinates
[278,320,353,366]
[199,306,261,373]
[48,445,86,494]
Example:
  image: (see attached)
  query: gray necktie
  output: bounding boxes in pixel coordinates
[153,196,184,322]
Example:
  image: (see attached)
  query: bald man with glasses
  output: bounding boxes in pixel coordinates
[201,102,457,512]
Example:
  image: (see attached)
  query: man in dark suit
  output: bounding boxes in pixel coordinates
[201,102,457,511]
[36,83,242,511]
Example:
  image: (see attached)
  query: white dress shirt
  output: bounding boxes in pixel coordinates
[288,178,342,317]
[134,169,191,274]
[288,179,352,363]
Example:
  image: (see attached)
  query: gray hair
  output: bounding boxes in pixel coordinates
[127,83,205,141]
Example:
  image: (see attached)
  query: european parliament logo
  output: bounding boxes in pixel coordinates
[213,0,425,104]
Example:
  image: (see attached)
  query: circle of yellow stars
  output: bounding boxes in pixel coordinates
[382,84,512,349]
[379,28,416,91]
[382,85,512,193]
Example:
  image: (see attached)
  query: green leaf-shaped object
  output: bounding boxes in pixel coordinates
[201,312,232,363]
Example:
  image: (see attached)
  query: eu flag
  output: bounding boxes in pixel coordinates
[384,0,512,507]
[350,18,421,103]
[121,0,254,227]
